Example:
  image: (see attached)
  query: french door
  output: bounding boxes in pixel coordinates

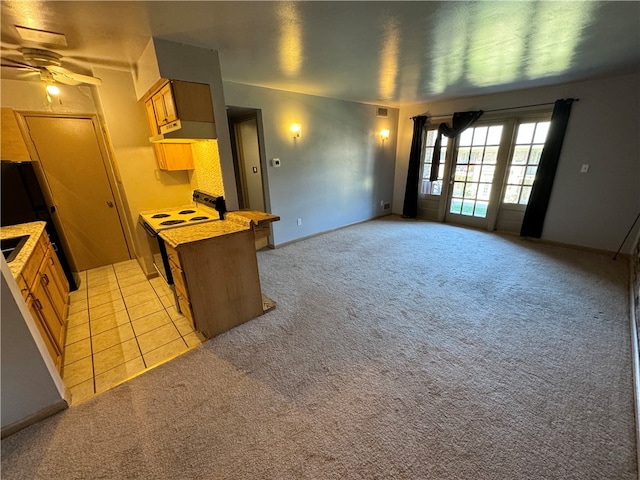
[444,123,509,229]
[426,115,551,232]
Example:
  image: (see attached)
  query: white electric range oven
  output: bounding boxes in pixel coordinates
[138,191,226,288]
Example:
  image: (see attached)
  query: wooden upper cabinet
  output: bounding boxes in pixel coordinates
[142,79,216,171]
[152,82,178,126]
[146,79,214,129]
[1,107,31,161]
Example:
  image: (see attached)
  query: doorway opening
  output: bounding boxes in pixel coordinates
[227,107,269,214]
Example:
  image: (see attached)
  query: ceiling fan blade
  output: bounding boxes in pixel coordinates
[47,65,102,86]
[50,71,82,86]
[0,60,39,71]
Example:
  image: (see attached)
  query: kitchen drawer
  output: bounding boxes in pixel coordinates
[170,262,187,296]
[164,242,181,268]
[176,289,194,324]
[16,274,29,300]
[21,234,47,290]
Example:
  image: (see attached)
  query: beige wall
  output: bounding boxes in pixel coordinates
[91,67,193,275]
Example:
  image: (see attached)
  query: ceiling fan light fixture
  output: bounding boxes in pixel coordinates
[46,84,60,96]
[15,25,67,46]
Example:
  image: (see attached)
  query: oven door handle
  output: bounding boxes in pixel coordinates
[141,221,158,238]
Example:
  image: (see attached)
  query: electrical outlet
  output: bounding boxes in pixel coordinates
[297,218,302,226]
[380,200,384,207]
[580,164,589,173]
[271,158,281,167]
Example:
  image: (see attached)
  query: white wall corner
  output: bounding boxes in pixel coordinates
[133,38,161,100]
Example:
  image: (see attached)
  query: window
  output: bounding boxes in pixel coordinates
[420,129,447,195]
[503,121,550,205]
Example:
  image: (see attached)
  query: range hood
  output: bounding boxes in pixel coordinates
[149,119,217,144]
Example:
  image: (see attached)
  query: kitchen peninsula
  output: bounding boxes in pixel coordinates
[159,211,278,339]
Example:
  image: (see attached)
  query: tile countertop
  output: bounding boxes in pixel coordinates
[159,215,254,248]
[0,221,46,278]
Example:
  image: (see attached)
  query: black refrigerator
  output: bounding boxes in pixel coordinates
[1,160,77,290]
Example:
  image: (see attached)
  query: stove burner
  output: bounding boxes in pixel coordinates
[190,216,209,221]
[178,209,196,215]
[152,213,170,218]
[160,219,186,226]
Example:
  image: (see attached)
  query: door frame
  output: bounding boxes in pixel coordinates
[15,112,134,272]
[227,106,272,213]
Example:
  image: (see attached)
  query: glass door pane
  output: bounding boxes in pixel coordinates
[446,124,503,227]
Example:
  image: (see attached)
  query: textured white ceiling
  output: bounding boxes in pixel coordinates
[1,1,639,106]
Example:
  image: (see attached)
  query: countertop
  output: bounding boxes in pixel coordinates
[1,221,46,278]
[159,215,253,248]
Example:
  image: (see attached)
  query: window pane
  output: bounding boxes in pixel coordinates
[420,179,430,194]
[512,146,529,165]
[480,165,495,183]
[452,182,465,197]
[461,200,475,215]
[474,201,488,218]
[486,126,503,145]
[457,147,470,164]
[459,129,473,147]
[529,145,543,165]
[508,166,525,184]
[520,186,532,205]
[524,166,537,185]
[454,165,468,181]
[469,147,484,164]
[516,123,535,144]
[477,183,492,201]
[441,136,449,147]
[450,198,463,214]
[422,164,431,179]
[463,183,478,198]
[467,165,480,182]
[533,122,550,143]
[431,181,442,195]
[426,129,437,146]
[504,185,520,203]
[484,146,499,164]
[437,163,445,179]
[424,147,434,163]
[472,126,488,146]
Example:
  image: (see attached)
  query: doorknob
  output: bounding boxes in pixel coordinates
[107,201,114,208]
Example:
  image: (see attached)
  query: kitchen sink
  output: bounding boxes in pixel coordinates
[1,234,30,263]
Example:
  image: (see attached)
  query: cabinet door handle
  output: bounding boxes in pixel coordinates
[34,298,43,310]
[41,274,50,286]
[107,201,114,208]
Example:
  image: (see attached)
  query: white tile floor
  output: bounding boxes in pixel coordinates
[62,259,205,405]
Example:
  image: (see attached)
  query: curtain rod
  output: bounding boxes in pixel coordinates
[410,98,579,120]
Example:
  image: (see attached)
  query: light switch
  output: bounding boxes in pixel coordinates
[252,166,258,173]
[580,164,589,173]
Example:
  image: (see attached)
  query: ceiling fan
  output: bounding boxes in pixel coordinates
[1,47,102,86]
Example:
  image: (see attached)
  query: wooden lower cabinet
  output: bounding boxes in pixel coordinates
[164,229,264,339]
[19,231,69,369]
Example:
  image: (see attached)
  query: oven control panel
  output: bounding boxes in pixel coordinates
[193,190,226,219]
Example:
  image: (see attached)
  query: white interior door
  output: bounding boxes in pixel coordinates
[24,115,131,271]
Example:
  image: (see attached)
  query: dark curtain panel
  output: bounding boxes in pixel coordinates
[402,115,427,218]
[430,110,483,181]
[520,98,575,238]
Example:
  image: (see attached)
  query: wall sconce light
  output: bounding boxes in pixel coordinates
[290,123,302,138]
[380,129,390,141]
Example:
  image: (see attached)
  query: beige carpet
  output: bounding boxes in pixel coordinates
[1,216,636,479]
